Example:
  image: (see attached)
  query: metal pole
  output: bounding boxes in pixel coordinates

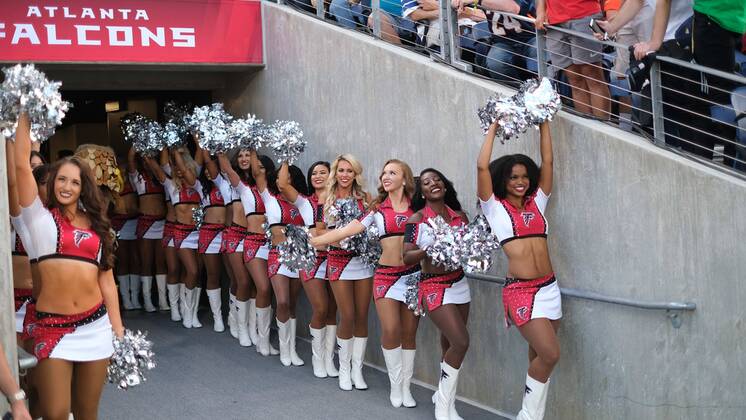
[316,0,324,18]
[372,0,382,38]
[438,0,450,62]
[649,60,665,145]
[536,29,548,79]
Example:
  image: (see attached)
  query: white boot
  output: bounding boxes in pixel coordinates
[167,284,181,322]
[289,318,304,366]
[228,293,238,338]
[141,276,157,313]
[516,374,548,420]
[382,347,403,407]
[401,349,417,408]
[181,287,194,329]
[337,337,353,391]
[537,378,550,419]
[309,326,328,378]
[191,287,203,328]
[130,274,142,309]
[207,289,225,332]
[277,318,292,366]
[156,274,170,311]
[324,325,339,377]
[351,337,368,390]
[248,298,259,344]
[434,362,460,420]
[117,275,134,310]
[236,300,252,347]
[256,306,273,356]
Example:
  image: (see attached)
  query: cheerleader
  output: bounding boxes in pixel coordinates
[127,147,167,312]
[199,150,234,332]
[13,113,124,420]
[318,154,374,391]
[218,150,276,354]
[305,161,340,377]
[312,159,419,407]
[159,149,183,323]
[403,168,470,420]
[111,159,141,310]
[261,161,308,367]
[144,148,204,329]
[477,122,560,420]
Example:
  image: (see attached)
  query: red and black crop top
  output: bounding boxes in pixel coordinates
[164,178,203,206]
[21,198,102,267]
[129,170,164,196]
[479,189,549,246]
[201,174,232,210]
[120,176,135,197]
[360,197,413,239]
[261,189,305,228]
[234,182,266,217]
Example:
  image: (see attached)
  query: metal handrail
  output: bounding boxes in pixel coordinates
[466,272,696,311]
[17,346,37,373]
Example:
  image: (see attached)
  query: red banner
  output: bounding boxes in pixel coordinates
[0,0,263,65]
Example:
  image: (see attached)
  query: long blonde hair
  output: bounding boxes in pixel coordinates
[323,154,368,219]
[173,148,199,190]
[371,159,414,209]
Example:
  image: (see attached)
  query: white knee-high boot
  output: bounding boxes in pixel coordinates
[337,337,353,391]
[235,300,252,347]
[130,274,142,309]
[191,287,203,328]
[248,298,259,344]
[351,337,368,390]
[256,306,278,356]
[537,378,550,419]
[324,325,339,377]
[516,374,548,420]
[401,349,417,407]
[206,289,224,332]
[277,318,292,366]
[141,276,157,312]
[117,275,134,310]
[434,362,460,420]
[167,284,181,321]
[228,293,238,338]
[309,326,327,378]
[155,274,170,311]
[382,347,403,407]
[181,287,194,329]
[289,318,304,366]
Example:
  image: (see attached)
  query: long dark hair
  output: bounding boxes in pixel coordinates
[46,157,115,270]
[288,164,309,197]
[489,154,539,199]
[259,155,278,195]
[230,148,255,186]
[32,164,50,186]
[30,150,46,166]
[411,168,462,212]
[306,161,330,195]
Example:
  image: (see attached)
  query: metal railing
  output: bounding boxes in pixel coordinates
[278,0,746,178]
[17,346,37,375]
[466,273,696,328]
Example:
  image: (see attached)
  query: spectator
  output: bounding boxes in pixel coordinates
[600,0,654,131]
[329,0,417,45]
[535,0,611,119]
[329,0,370,29]
[0,344,32,420]
[402,0,487,53]
[482,0,539,82]
[29,150,46,169]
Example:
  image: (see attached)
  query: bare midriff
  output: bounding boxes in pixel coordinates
[204,206,225,225]
[12,256,33,290]
[36,260,102,314]
[502,237,553,280]
[231,202,247,227]
[139,194,165,218]
[175,203,198,226]
[379,236,405,266]
[247,214,265,235]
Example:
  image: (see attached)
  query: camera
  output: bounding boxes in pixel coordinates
[626,47,656,93]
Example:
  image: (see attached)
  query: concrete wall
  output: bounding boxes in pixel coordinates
[216,4,746,418]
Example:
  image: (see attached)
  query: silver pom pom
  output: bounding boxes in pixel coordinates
[328,198,363,227]
[267,120,305,164]
[192,206,204,230]
[341,223,382,268]
[422,216,462,271]
[277,225,317,272]
[422,215,500,273]
[0,64,70,141]
[229,114,266,151]
[189,103,234,154]
[107,329,156,390]
[121,113,163,157]
[522,77,561,125]
[403,272,425,316]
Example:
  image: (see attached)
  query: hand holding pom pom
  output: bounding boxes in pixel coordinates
[107,329,156,390]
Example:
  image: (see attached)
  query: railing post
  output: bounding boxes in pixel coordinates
[649,60,665,145]
[438,0,450,62]
[442,0,471,70]
[372,0,382,38]
[536,29,548,79]
[315,0,324,18]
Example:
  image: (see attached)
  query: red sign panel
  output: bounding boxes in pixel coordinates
[0,0,263,64]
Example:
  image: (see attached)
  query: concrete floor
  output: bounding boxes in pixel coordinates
[100,310,502,420]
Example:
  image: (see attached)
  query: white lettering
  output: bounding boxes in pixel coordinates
[27,6,42,18]
[171,27,195,48]
[44,6,57,17]
[107,26,133,46]
[139,27,165,46]
[134,10,149,21]
[63,7,76,18]
[75,25,100,45]
[45,24,72,45]
[99,8,114,19]
[118,9,131,20]
[81,8,95,19]
[11,24,40,45]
